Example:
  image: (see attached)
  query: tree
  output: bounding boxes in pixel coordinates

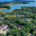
[0,33,5,36]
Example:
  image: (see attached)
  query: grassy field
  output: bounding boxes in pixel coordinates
[5,15,16,18]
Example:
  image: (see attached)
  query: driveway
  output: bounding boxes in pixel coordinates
[0,28,10,34]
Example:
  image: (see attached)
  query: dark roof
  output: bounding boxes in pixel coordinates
[34,33,36,36]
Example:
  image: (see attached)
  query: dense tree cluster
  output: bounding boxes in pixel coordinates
[0,6,36,36]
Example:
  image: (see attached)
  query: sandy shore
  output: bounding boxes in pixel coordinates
[0,8,7,10]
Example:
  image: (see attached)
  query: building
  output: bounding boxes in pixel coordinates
[27,33,32,36]
[23,18,33,22]
[0,24,8,31]
[17,15,24,17]
[34,33,36,36]
[0,17,4,23]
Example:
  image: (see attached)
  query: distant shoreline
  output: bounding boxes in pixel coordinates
[0,8,7,10]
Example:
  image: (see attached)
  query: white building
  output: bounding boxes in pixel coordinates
[0,24,8,31]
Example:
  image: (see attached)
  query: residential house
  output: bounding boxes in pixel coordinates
[34,33,36,36]
[0,24,8,31]
[19,25,24,28]
[17,15,24,17]
[34,24,36,30]
[27,33,32,36]
[23,18,33,22]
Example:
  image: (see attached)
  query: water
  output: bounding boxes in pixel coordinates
[0,2,36,12]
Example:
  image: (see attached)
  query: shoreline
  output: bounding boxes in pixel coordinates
[3,3,22,6]
[0,8,7,10]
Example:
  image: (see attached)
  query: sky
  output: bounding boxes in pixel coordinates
[0,0,36,2]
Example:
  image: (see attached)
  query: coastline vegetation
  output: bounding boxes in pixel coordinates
[0,8,7,10]
[0,5,11,9]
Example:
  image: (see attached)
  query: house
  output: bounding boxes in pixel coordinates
[0,24,8,31]
[23,18,33,22]
[27,12,32,14]
[19,25,24,28]
[17,15,24,17]
[34,33,36,36]
[0,17,4,19]
[18,28,21,29]
[19,25,22,28]
[34,25,36,27]
[27,33,32,36]
[21,26,24,28]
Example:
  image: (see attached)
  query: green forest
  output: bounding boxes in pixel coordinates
[0,6,36,36]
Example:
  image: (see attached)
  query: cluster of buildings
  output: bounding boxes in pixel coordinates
[23,18,33,22]
[0,24,9,34]
[14,23,24,28]
[0,24,8,31]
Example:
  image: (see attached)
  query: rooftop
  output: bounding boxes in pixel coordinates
[0,24,8,29]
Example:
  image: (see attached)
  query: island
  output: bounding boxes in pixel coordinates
[0,2,11,10]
